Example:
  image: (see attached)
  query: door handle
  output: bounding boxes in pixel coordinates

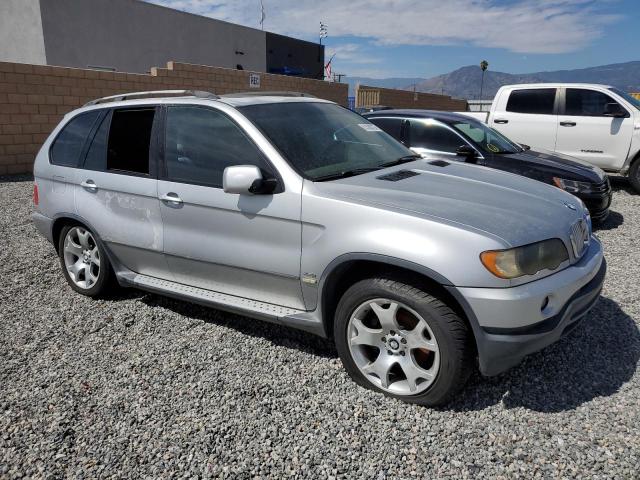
[159,192,183,204]
[560,121,577,127]
[494,119,509,124]
[80,179,97,190]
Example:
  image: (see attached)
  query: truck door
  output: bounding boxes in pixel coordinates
[554,88,634,171]
[490,87,559,151]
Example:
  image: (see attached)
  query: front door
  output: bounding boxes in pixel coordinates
[157,105,304,309]
[554,88,634,170]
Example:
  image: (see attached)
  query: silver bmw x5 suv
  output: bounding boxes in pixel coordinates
[32,90,605,405]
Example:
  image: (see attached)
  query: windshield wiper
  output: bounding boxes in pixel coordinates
[314,167,383,182]
[379,154,422,168]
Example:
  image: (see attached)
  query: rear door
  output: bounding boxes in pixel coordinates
[490,87,559,150]
[367,117,406,145]
[75,106,168,278]
[554,88,634,170]
[157,104,304,310]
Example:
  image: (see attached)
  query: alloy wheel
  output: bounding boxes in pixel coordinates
[347,298,440,395]
[63,226,100,289]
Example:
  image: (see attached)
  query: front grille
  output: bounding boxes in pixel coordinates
[569,218,590,258]
[591,179,611,194]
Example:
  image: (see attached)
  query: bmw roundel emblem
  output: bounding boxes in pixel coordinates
[564,202,577,211]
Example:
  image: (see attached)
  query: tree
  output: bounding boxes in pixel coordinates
[479,60,489,99]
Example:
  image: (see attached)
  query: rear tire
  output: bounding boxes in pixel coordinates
[58,224,115,297]
[334,277,473,406]
[629,158,640,193]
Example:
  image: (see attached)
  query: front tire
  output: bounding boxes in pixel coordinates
[629,158,640,193]
[58,224,114,297]
[334,277,473,406]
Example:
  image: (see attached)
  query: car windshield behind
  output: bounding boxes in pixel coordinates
[609,87,640,111]
[451,119,522,154]
[239,102,415,180]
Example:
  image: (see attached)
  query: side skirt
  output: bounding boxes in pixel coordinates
[117,272,327,337]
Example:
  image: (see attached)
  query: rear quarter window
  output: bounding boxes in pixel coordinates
[50,111,101,167]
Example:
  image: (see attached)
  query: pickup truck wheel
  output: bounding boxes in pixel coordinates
[58,224,115,297]
[629,158,640,193]
[334,278,472,406]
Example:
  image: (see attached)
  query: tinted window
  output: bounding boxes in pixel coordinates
[506,89,556,114]
[165,106,268,187]
[368,117,404,141]
[408,120,464,152]
[50,111,100,167]
[452,120,521,154]
[239,102,411,181]
[565,89,622,116]
[107,108,155,174]
[83,112,110,171]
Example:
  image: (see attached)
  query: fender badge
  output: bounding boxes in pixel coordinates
[564,202,577,211]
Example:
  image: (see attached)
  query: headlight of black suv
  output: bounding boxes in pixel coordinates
[552,177,594,194]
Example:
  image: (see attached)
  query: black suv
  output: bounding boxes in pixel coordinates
[364,110,612,222]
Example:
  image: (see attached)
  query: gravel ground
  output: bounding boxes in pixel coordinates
[1,174,639,479]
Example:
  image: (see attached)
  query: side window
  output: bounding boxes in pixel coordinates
[565,89,622,116]
[368,117,404,141]
[106,108,155,175]
[506,89,556,114]
[50,111,100,167]
[164,106,269,187]
[408,121,464,152]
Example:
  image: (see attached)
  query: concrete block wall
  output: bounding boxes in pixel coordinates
[356,85,467,111]
[0,61,348,174]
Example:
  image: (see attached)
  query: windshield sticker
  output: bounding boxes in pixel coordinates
[486,143,500,153]
[359,123,382,132]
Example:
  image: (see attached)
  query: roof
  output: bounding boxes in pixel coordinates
[497,83,614,89]
[362,109,475,123]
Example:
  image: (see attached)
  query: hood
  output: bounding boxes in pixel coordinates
[313,159,585,248]
[503,149,606,183]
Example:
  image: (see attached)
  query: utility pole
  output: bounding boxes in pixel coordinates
[479,60,489,100]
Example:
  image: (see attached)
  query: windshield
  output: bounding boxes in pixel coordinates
[609,87,640,111]
[239,102,415,180]
[451,119,522,154]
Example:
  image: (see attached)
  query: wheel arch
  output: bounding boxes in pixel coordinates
[318,254,482,355]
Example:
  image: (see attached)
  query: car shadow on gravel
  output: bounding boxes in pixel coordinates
[594,210,624,231]
[446,296,640,413]
[139,293,338,359]
[609,175,636,195]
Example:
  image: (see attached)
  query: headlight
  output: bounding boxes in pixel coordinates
[480,239,569,279]
[552,177,593,193]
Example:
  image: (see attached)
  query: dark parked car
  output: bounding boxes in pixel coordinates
[363,110,612,221]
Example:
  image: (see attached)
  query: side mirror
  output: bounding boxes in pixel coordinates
[603,102,627,118]
[456,145,477,158]
[223,165,276,195]
[520,143,531,151]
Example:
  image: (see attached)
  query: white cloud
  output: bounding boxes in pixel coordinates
[326,44,380,64]
[148,0,619,54]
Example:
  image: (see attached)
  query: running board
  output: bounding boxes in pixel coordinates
[119,273,325,336]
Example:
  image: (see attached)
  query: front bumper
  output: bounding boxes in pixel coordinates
[577,180,612,222]
[455,238,605,376]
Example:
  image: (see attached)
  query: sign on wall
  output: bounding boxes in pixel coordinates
[249,73,261,88]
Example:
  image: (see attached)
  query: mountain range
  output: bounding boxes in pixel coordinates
[345,61,640,100]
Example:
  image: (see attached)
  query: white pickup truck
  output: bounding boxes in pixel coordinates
[460,84,640,191]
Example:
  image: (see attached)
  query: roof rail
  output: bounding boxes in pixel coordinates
[84,90,218,106]
[221,91,317,98]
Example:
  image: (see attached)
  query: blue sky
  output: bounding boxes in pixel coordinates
[148,0,639,78]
